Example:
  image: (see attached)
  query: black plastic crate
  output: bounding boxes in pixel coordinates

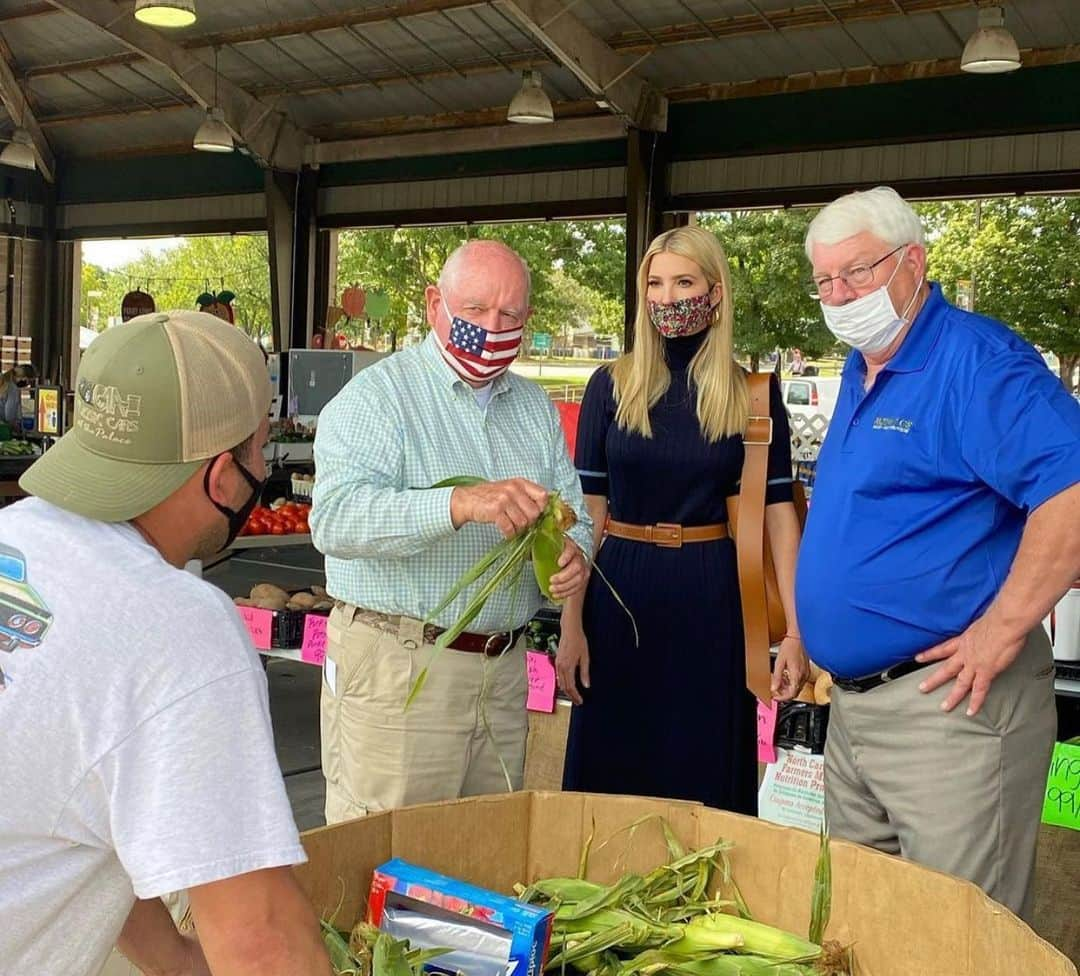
[775,700,830,755]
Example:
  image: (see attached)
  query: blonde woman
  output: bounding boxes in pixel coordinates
[557,226,808,813]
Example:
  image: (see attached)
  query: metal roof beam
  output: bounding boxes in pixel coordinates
[310,96,600,139]
[606,0,972,53]
[314,113,626,164]
[665,44,1080,101]
[0,36,54,181]
[42,0,309,170]
[499,0,667,130]
[0,3,53,23]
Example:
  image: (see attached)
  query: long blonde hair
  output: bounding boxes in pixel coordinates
[611,226,748,442]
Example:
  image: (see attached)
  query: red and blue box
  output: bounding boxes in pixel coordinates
[368,858,553,976]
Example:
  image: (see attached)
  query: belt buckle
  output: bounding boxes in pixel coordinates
[654,522,683,548]
[744,415,773,446]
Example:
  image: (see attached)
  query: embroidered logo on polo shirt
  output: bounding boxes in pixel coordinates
[873,416,914,434]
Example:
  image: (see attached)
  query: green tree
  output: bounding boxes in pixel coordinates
[334,220,627,352]
[92,235,273,344]
[922,197,1080,387]
[80,262,108,330]
[700,209,833,370]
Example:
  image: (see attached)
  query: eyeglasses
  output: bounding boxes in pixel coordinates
[808,245,905,299]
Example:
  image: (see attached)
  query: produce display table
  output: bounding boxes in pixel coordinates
[230,533,312,550]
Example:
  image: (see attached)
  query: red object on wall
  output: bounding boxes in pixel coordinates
[554,400,581,460]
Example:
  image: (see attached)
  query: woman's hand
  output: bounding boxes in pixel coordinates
[771,636,810,702]
[555,626,591,705]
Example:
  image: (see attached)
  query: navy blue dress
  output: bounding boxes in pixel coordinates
[562,332,794,814]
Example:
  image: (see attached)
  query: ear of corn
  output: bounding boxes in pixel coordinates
[678,915,821,963]
[515,819,846,974]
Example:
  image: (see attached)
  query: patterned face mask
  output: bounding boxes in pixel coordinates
[647,292,714,337]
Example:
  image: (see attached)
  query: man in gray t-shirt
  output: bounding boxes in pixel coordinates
[1,312,331,976]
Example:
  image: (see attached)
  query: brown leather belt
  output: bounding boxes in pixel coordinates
[335,603,524,657]
[605,518,728,548]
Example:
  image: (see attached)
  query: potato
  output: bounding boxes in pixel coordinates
[288,591,318,609]
[250,583,289,603]
[253,594,288,611]
[310,584,326,597]
[233,597,255,607]
[312,600,334,611]
[814,672,833,706]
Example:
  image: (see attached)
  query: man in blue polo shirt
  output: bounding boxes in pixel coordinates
[795,186,1080,920]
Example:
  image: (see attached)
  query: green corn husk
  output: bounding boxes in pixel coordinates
[808,826,831,946]
[407,479,637,709]
[519,817,848,976]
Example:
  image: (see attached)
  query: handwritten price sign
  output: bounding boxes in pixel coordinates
[756,698,779,765]
[1043,740,1080,832]
[302,614,328,667]
[238,606,274,651]
[526,650,557,713]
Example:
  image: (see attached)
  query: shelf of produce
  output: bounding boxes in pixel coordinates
[230,533,312,550]
[1056,678,1080,699]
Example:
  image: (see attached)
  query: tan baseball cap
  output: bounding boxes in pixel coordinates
[21,310,270,521]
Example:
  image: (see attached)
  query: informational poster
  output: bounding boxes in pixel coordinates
[758,747,826,833]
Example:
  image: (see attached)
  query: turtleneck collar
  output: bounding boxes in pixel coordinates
[663,326,709,371]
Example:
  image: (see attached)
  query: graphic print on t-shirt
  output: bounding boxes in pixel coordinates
[0,542,53,689]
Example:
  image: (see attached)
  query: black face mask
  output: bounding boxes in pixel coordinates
[203,453,265,549]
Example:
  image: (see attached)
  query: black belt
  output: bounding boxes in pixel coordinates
[831,657,933,694]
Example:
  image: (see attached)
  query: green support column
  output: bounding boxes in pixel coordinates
[623,128,668,351]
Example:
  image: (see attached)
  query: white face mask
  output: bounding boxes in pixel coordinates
[819,247,923,355]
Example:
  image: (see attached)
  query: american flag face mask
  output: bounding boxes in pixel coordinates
[439,303,523,382]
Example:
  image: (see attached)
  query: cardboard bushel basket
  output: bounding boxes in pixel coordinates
[295,791,1075,976]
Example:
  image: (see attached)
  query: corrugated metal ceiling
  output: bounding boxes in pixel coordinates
[0,0,1072,158]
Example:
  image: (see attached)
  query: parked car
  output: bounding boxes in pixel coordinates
[781,377,842,423]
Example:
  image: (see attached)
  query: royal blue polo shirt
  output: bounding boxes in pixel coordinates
[796,283,1080,679]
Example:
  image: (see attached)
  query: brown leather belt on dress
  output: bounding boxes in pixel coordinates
[335,602,524,657]
[605,518,729,548]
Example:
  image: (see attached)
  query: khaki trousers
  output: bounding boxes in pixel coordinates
[320,605,528,824]
[824,628,1057,921]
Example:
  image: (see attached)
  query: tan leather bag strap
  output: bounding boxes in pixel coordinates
[735,372,774,704]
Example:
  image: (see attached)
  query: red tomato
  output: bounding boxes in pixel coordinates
[295,521,310,535]
[270,523,286,535]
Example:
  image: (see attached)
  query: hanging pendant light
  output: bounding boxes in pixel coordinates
[194,47,234,153]
[134,0,197,28]
[507,71,554,124]
[0,127,35,171]
[961,5,1021,74]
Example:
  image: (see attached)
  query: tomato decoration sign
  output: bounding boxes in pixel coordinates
[196,289,236,324]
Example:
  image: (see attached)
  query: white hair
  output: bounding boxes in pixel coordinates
[804,186,925,260]
[438,239,532,303]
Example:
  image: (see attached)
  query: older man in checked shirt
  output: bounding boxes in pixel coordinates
[311,240,592,823]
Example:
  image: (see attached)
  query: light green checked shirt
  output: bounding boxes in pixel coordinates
[309,332,592,632]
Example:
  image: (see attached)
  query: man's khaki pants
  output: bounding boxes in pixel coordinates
[320,605,529,824]
[824,628,1056,921]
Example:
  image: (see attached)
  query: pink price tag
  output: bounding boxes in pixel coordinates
[526,650,557,713]
[238,606,274,651]
[301,613,328,666]
[757,698,779,765]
